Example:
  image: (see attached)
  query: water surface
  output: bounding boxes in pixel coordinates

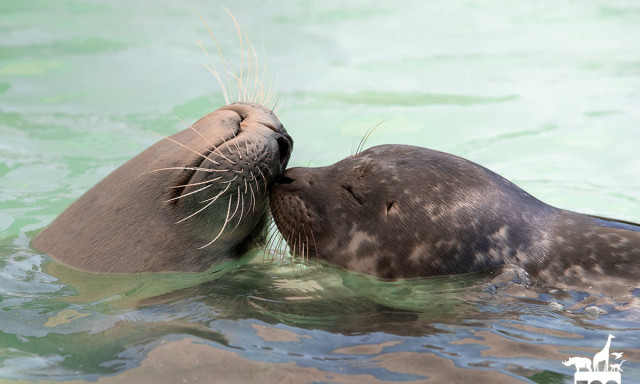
[1,0,639,382]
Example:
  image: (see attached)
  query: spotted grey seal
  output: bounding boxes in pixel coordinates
[33,102,292,273]
[269,144,640,283]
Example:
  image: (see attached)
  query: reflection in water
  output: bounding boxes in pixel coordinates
[1,235,639,382]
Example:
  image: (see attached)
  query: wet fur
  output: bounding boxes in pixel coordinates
[34,103,292,273]
[270,144,640,285]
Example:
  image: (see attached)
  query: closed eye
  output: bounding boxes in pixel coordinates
[341,185,363,206]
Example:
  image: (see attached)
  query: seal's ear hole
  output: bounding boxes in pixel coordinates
[386,201,396,213]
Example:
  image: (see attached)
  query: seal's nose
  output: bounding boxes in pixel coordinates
[276,133,293,170]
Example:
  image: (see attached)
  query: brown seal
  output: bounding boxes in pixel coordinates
[269,144,640,283]
[33,102,292,273]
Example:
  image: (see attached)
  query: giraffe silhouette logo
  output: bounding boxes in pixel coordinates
[562,334,626,384]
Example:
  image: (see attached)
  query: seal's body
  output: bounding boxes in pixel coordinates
[34,102,292,273]
[270,144,640,282]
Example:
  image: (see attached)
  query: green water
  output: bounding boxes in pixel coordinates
[1,0,639,382]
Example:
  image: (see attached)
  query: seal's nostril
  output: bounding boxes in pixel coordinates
[276,134,293,168]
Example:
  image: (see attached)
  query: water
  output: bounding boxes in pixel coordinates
[1,0,639,382]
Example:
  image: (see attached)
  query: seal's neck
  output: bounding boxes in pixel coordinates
[535,211,640,284]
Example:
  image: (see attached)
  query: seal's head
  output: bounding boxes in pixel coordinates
[269,144,561,279]
[33,102,292,273]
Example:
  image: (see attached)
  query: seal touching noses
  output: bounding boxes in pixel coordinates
[33,102,293,273]
[269,144,640,283]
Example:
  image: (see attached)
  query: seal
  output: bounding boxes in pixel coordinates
[33,102,293,273]
[269,144,640,283]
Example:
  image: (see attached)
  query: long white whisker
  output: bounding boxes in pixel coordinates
[231,185,243,231]
[249,171,260,194]
[249,183,256,213]
[198,195,234,249]
[238,190,245,220]
[171,176,222,189]
[147,130,220,166]
[149,166,228,174]
[222,119,243,158]
[165,183,215,202]
[198,14,236,104]
[203,114,237,165]
[175,116,219,153]
[224,7,244,102]
[176,183,231,224]
[197,44,229,105]
[220,175,239,186]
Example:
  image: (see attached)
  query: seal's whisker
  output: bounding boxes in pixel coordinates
[220,175,239,186]
[258,44,268,105]
[309,227,319,262]
[225,70,245,102]
[243,176,248,194]
[197,181,234,204]
[170,177,223,189]
[148,166,227,174]
[267,222,280,249]
[290,233,297,263]
[165,183,214,202]
[271,92,281,115]
[244,141,251,159]
[221,119,243,159]
[355,121,384,155]
[250,44,263,105]
[147,130,220,166]
[238,190,245,221]
[262,162,273,175]
[227,194,241,233]
[263,221,280,261]
[248,183,256,213]
[277,233,288,261]
[195,22,229,105]
[231,186,244,231]
[199,115,237,165]
[176,183,231,224]
[199,54,230,106]
[246,40,256,104]
[224,7,245,102]
[198,14,237,104]
[198,195,234,249]
[302,233,308,264]
[248,171,260,194]
[271,232,284,263]
[174,116,227,163]
[255,166,269,192]
[360,153,380,175]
